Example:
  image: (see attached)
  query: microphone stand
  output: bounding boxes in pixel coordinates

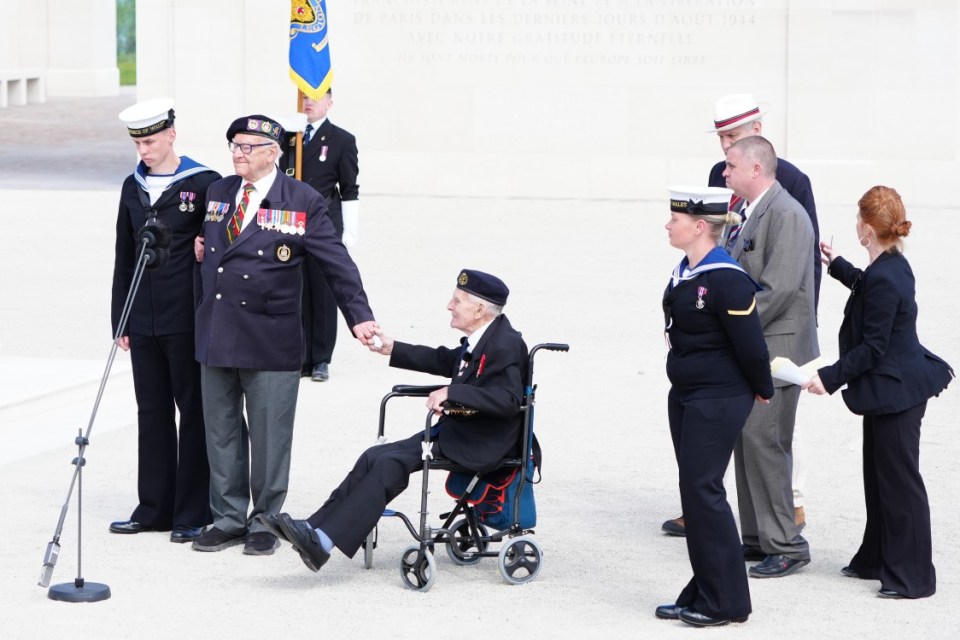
[40,232,162,602]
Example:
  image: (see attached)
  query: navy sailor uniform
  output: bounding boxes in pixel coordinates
[663,247,773,621]
[111,156,221,530]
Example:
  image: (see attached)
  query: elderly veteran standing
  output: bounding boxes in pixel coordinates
[192,114,378,556]
[655,186,773,628]
[724,136,818,578]
[279,88,360,382]
[254,270,527,574]
[110,98,220,543]
[804,186,953,599]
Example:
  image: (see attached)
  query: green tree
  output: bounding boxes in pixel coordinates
[116,0,136,84]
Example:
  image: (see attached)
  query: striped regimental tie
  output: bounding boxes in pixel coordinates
[227,182,254,244]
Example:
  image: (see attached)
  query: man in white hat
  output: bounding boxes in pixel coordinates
[110,98,221,543]
[706,93,820,307]
[661,93,818,539]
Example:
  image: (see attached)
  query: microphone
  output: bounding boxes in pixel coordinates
[137,220,172,249]
[38,539,60,587]
[145,247,169,270]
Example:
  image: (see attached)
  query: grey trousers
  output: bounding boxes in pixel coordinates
[734,384,810,560]
[200,365,299,535]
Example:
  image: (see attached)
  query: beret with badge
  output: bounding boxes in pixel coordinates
[226,114,286,143]
[457,269,509,306]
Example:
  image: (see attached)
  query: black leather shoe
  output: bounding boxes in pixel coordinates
[878,588,906,599]
[255,513,289,542]
[742,544,765,561]
[661,516,686,537]
[841,565,859,578]
[191,526,246,552]
[278,514,330,572]
[749,554,810,578]
[679,608,748,627]
[109,519,151,534]
[170,526,203,543]
[243,531,279,556]
[311,362,330,382]
[655,604,684,620]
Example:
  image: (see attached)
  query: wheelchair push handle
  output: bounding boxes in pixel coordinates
[391,384,445,396]
[532,343,569,354]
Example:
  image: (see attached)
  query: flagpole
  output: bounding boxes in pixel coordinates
[295,89,304,181]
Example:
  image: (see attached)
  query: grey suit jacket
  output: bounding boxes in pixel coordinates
[730,181,819,387]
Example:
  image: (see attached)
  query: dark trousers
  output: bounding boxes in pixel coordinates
[301,255,339,369]
[669,389,753,620]
[200,366,299,534]
[306,432,442,558]
[848,401,935,598]
[128,332,211,529]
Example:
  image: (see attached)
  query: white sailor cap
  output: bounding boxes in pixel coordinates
[668,185,734,214]
[118,98,176,137]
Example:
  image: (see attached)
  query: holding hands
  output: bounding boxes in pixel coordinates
[361,327,394,355]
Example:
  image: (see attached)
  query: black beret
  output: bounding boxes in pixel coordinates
[457,269,509,306]
[226,114,285,143]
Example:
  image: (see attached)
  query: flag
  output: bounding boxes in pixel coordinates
[289,0,333,99]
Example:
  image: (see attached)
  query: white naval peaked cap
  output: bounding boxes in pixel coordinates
[668,185,734,214]
[118,98,175,137]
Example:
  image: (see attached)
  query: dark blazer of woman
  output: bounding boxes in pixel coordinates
[817,251,952,414]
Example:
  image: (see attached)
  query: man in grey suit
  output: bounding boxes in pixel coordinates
[723,136,818,578]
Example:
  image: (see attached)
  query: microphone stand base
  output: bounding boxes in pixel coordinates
[48,580,111,603]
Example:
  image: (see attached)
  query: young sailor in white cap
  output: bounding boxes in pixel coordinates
[109,98,221,543]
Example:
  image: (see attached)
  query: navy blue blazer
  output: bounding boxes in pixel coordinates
[818,252,953,415]
[389,315,528,474]
[710,156,821,309]
[195,169,374,371]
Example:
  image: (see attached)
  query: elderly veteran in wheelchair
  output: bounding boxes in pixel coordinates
[257,269,528,572]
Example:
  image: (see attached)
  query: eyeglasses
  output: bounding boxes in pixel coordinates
[228,141,273,154]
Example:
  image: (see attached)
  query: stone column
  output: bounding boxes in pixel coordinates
[46,0,119,97]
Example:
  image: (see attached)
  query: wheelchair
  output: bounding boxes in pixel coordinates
[362,342,568,592]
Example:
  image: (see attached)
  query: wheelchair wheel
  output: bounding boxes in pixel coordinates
[498,535,542,585]
[399,544,436,592]
[363,526,377,570]
[445,518,489,566]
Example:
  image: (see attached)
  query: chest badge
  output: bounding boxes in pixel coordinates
[696,286,708,310]
[277,244,292,262]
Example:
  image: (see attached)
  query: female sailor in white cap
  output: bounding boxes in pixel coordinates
[655,185,773,627]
